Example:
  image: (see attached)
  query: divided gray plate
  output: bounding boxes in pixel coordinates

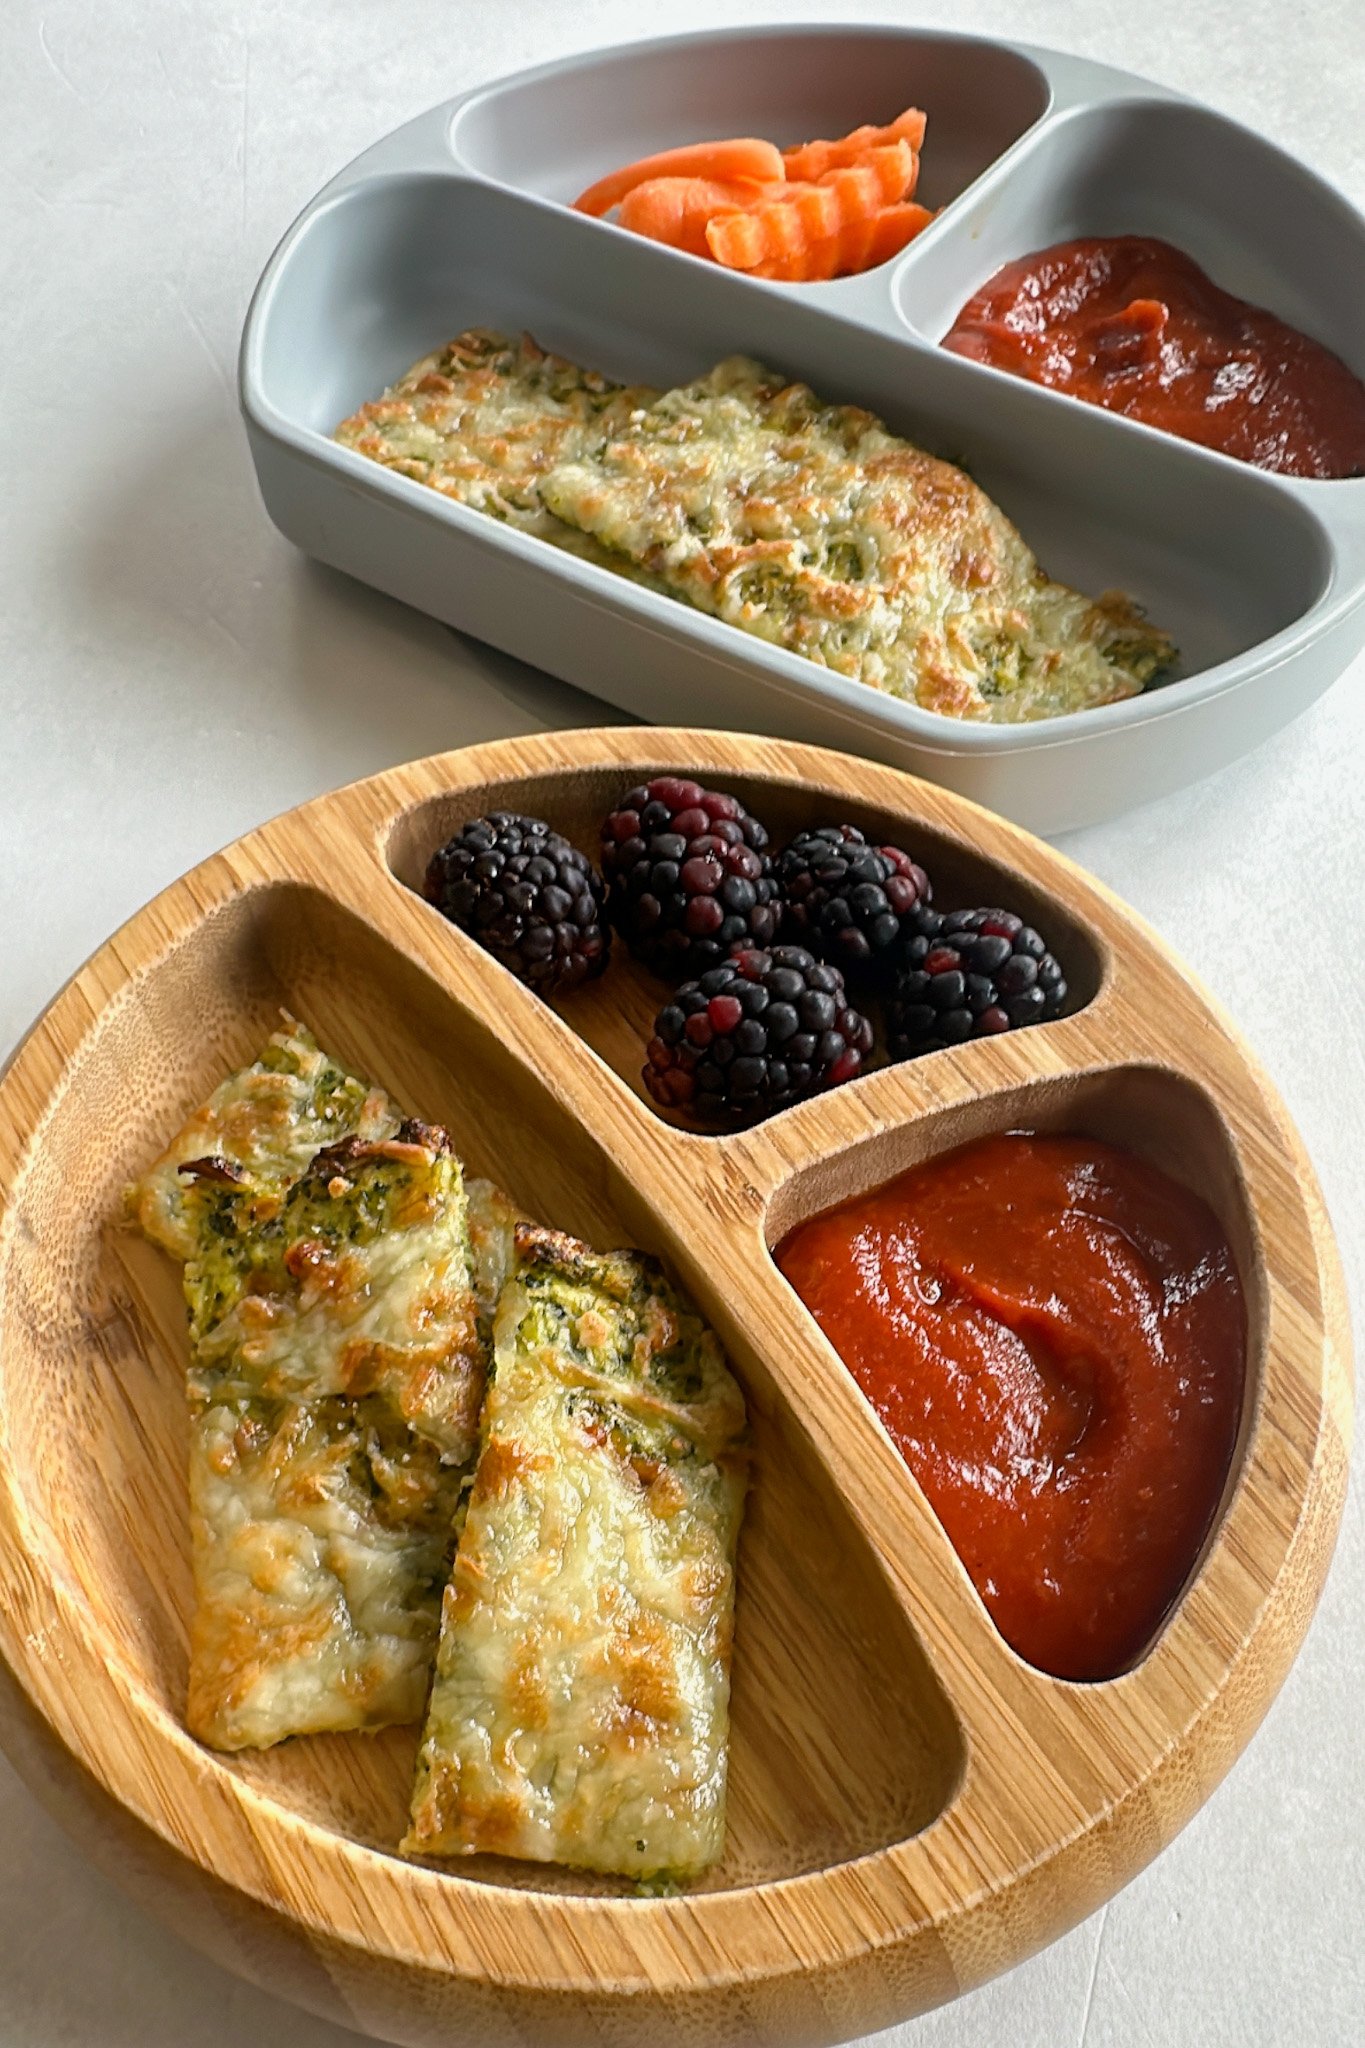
[239,25,1365,832]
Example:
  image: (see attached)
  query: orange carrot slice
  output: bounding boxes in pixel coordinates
[783,106,927,183]
[750,200,935,282]
[863,143,920,205]
[573,138,785,218]
[706,143,916,271]
[617,175,777,257]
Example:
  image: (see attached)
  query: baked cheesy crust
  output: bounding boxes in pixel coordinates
[333,328,664,585]
[404,1225,748,1881]
[184,1122,486,1466]
[187,1393,462,1750]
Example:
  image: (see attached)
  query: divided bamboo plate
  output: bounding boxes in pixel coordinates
[0,728,1351,2046]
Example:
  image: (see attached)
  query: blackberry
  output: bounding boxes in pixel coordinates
[644,945,874,1126]
[887,907,1067,1058]
[423,812,609,995]
[776,823,932,982]
[601,776,781,979]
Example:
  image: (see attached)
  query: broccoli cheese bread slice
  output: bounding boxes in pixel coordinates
[184,1123,486,1467]
[128,1017,398,1259]
[188,1391,462,1750]
[175,1154,525,1754]
[539,353,1174,722]
[333,328,666,585]
[404,1226,748,1881]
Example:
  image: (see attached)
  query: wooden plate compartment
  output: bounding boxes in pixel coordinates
[384,765,1108,1122]
[0,729,1349,2046]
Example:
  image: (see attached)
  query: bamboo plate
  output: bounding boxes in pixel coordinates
[0,728,1350,2046]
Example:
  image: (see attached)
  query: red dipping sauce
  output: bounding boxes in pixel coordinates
[778,1132,1246,1680]
[942,235,1365,479]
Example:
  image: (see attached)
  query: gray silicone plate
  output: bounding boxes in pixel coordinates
[239,24,1365,832]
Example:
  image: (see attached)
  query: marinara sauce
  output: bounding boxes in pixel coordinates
[777,1132,1245,1680]
[942,235,1365,479]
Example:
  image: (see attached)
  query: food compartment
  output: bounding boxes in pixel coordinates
[766,1063,1261,1679]
[896,95,1365,391]
[247,169,1332,717]
[4,876,963,1895]
[449,26,1050,217]
[384,762,1106,1126]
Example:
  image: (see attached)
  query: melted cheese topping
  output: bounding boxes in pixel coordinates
[404,1227,748,1881]
[188,1394,461,1750]
[185,1126,485,1466]
[541,354,1174,722]
[127,1018,397,1259]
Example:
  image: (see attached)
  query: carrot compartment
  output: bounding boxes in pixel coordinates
[573,106,936,281]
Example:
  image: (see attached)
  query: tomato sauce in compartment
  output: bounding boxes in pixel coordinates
[942,235,1365,479]
[777,1132,1246,1680]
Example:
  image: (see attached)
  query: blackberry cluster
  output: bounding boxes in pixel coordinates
[776,823,931,982]
[886,908,1067,1058]
[600,777,781,980]
[421,780,1074,1131]
[423,812,609,995]
[644,946,873,1125]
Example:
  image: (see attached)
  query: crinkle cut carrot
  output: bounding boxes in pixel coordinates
[572,138,785,218]
[705,146,914,271]
[617,175,778,258]
[751,201,920,284]
[782,106,927,183]
[750,200,935,282]
[705,142,916,272]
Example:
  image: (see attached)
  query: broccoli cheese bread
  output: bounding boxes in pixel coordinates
[335,329,1174,723]
[187,1393,462,1750]
[129,1021,750,1872]
[128,1018,398,1260]
[540,354,1172,721]
[404,1225,748,1881]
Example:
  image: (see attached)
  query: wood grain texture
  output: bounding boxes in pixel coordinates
[0,728,1350,2047]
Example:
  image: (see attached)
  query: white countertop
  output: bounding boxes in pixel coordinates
[2,0,1361,2041]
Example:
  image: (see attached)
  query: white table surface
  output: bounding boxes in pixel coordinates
[2,0,1361,2041]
